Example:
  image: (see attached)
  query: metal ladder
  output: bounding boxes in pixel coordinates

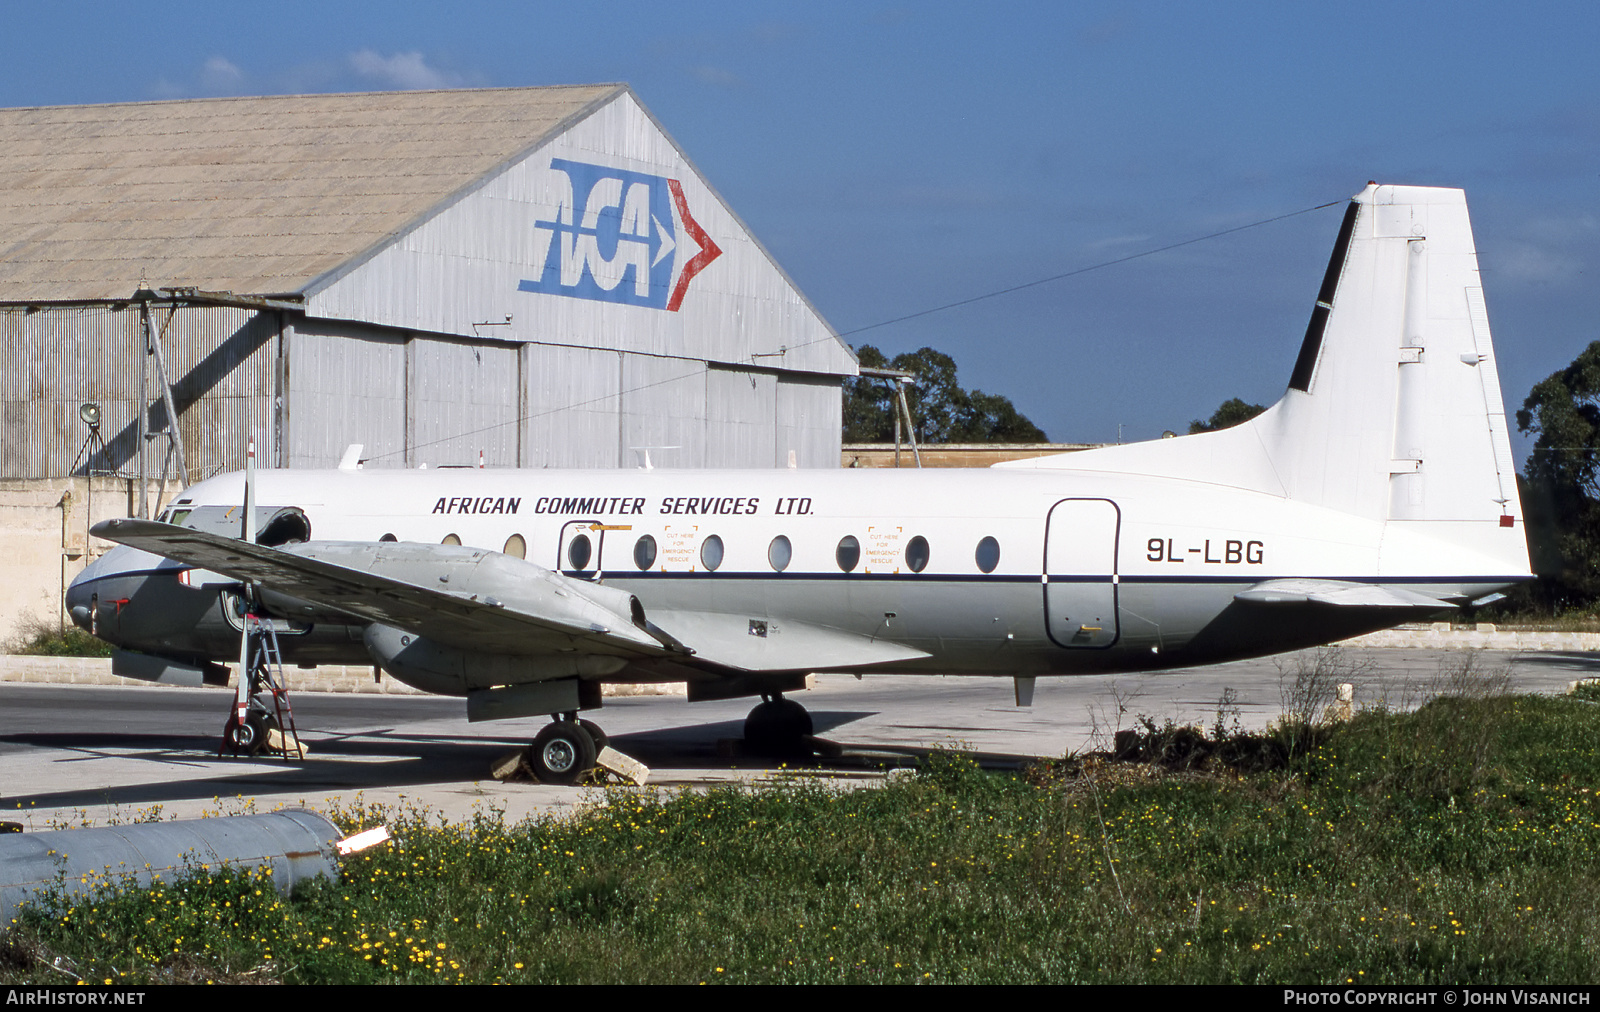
[221,613,303,760]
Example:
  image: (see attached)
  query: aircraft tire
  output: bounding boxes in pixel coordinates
[578,719,609,752]
[744,698,813,757]
[223,711,275,757]
[528,721,598,785]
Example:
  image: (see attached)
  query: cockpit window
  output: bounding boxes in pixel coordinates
[165,504,309,545]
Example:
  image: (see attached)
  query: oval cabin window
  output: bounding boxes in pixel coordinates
[701,534,724,572]
[768,535,792,573]
[634,535,657,570]
[905,535,930,573]
[441,533,462,546]
[503,534,526,559]
[836,535,860,572]
[567,534,592,572]
[975,536,1000,574]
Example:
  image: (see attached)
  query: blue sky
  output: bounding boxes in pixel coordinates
[6,1,1596,460]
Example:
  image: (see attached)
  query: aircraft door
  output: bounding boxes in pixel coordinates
[556,521,606,581]
[555,521,635,581]
[1044,498,1120,649]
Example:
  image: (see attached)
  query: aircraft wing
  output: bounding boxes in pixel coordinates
[1234,579,1457,609]
[90,519,932,674]
[91,518,667,658]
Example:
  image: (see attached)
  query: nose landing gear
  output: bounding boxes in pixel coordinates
[219,616,303,760]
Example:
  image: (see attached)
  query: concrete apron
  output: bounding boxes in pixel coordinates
[4,624,1596,690]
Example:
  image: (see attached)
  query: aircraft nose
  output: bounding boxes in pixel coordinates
[65,562,95,630]
[67,544,171,636]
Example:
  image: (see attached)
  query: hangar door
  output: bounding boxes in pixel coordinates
[1044,498,1120,649]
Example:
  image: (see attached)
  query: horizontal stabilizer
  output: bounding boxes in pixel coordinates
[647,609,931,673]
[1234,579,1456,609]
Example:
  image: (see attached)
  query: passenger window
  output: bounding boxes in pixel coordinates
[442,533,462,546]
[975,536,1000,574]
[568,534,592,572]
[905,535,930,573]
[634,534,657,570]
[768,535,792,573]
[503,533,526,559]
[701,534,724,572]
[379,533,398,543]
[836,535,860,572]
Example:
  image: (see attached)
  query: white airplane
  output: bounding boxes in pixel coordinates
[68,183,1531,783]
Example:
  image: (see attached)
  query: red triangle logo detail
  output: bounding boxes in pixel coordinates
[666,178,722,312]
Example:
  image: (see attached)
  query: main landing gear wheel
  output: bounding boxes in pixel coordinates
[744,696,814,757]
[578,719,609,753]
[527,720,598,785]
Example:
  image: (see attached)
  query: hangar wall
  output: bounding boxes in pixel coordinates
[286,320,843,471]
[0,304,279,482]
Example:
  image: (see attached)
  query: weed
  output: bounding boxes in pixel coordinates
[1084,680,1143,752]
[4,614,113,658]
[1571,680,1600,703]
[1212,687,1242,741]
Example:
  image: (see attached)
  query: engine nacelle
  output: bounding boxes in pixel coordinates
[362,624,628,695]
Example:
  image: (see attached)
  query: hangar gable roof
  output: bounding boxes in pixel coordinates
[0,86,623,303]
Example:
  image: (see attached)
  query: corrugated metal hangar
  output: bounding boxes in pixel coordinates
[0,85,856,641]
[0,85,855,488]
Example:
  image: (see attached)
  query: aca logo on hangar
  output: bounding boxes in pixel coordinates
[518,158,722,311]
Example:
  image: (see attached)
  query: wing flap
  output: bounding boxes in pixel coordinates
[1235,578,1456,609]
[647,609,931,673]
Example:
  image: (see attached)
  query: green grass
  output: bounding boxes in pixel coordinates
[5,692,1600,984]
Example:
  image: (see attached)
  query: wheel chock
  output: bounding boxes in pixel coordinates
[490,749,529,782]
[266,727,309,758]
[595,746,649,786]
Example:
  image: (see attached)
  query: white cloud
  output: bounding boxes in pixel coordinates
[348,49,461,90]
[200,56,244,91]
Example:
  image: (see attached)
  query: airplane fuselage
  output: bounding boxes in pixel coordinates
[71,463,1523,681]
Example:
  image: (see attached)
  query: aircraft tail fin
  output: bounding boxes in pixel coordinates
[1252,183,1519,527]
[999,183,1528,575]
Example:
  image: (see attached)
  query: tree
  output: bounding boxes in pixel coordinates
[1188,397,1266,434]
[842,345,1047,443]
[1515,341,1600,610]
[842,345,895,443]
